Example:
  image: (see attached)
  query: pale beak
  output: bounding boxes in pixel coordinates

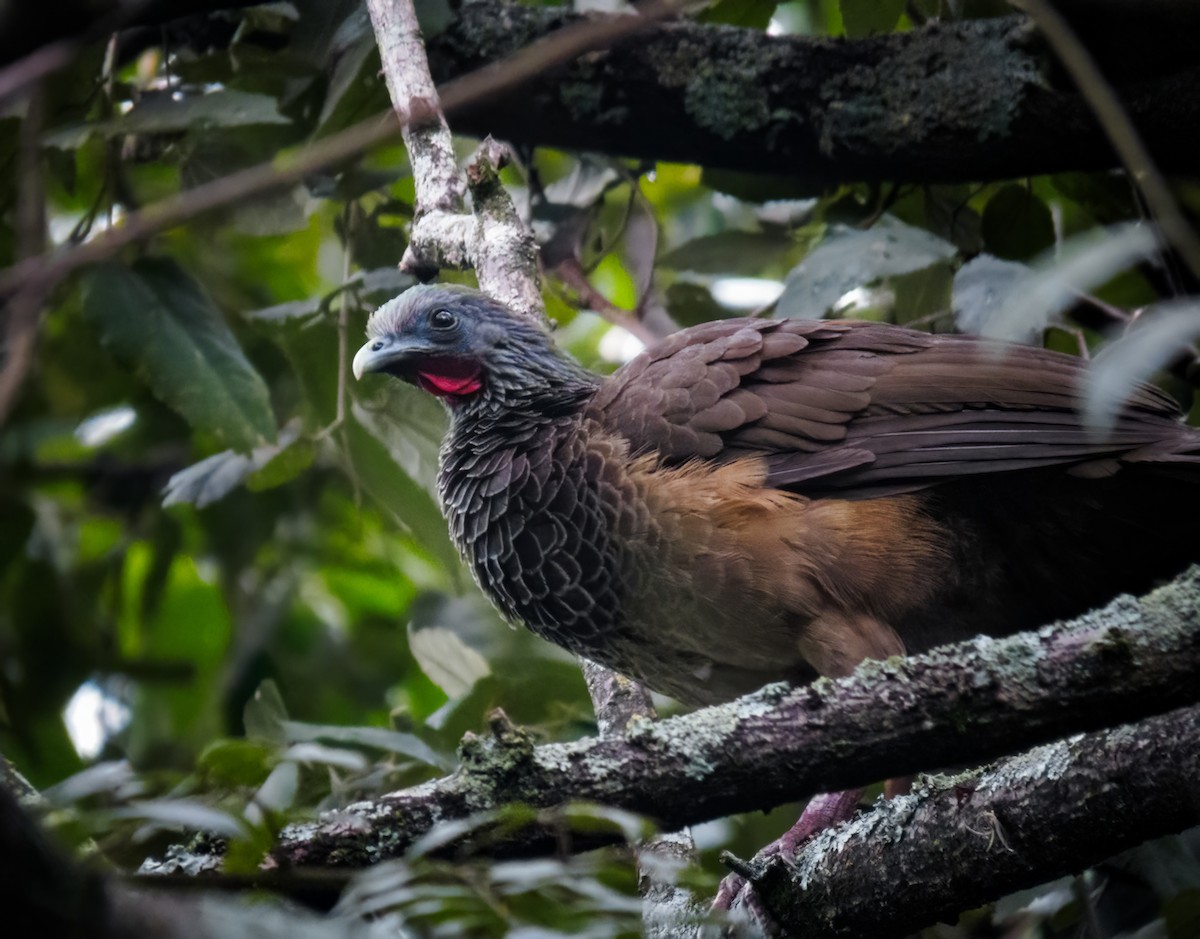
[352,335,426,380]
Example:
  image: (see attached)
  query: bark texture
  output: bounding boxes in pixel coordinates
[755,704,1200,938]
[234,566,1200,869]
[428,0,1200,187]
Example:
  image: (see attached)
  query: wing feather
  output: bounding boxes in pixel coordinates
[588,317,1198,497]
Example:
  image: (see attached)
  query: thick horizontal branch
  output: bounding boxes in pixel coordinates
[429,0,1200,187]
[754,704,1200,938]
[224,566,1200,869]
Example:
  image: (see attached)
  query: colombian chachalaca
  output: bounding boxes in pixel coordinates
[354,284,1200,705]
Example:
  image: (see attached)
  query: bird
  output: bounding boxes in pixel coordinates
[352,284,1200,707]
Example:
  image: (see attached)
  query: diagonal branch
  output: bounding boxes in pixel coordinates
[206,566,1200,870]
[752,703,1200,937]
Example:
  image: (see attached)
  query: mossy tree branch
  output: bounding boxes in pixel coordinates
[429,0,1200,189]
[209,567,1200,871]
[752,704,1200,937]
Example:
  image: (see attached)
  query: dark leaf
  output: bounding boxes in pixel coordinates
[45,89,291,148]
[665,281,736,327]
[83,259,277,452]
[841,0,905,36]
[245,437,316,492]
[698,0,778,28]
[981,184,1055,260]
[659,230,794,276]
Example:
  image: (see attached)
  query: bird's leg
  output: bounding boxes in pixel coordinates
[712,787,865,918]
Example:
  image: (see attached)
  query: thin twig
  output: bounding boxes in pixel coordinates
[553,256,660,348]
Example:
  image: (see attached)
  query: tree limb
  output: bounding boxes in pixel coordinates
[751,703,1200,938]
[211,566,1200,870]
[428,0,1200,188]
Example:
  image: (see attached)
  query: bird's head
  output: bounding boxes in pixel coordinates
[352,285,597,413]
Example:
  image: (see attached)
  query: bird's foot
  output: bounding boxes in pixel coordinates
[711,788,865,931]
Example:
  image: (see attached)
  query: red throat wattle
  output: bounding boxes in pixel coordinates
[415,359,483,398]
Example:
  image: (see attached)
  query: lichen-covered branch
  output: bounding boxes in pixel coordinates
[751,703,1200,938]
[429,0,1200,187]
[364,0,541,321]
[245,567,1200,869]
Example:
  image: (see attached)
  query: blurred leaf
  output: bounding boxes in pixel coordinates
[1085,299,1200,432]
[1166,889,1200,939]
[776,214,956,319]
[353,267,417,304]
[45,89,291,148]
[408,626,492,699]
[43,761,141,805]
[245,437,316,492]
[198,739,278,787]
[665,281,731,327]
[953,254,1034,339]
[244,680,290,745]
[698,0,778,28]
[623,198,659,304]
[700,169,819,202]
[113,799,246,838]
[982,184,1056,260]
[248,760,299,819]
[540,157,623,211]
[892,262,953,326]
[282,720,450,769]
[1051,172,1137,226]
[315,8,381,135]
[163,425,302,507]
[414,0,456,38]
[981,223,1158,342]
[83,259,277,452]
[659,230,793,276]
[840,0,904,35]
[284,742,368,771]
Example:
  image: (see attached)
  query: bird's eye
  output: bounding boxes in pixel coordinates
[431,309,456,330]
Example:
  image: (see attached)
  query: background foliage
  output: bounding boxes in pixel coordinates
[2,0,1200,935]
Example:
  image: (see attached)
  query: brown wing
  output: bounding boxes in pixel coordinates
[588,318,1197,498]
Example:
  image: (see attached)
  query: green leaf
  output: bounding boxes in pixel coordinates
[414,0,456,38]
[840,0,905,36]
[698,0,778,29]
[44,89,291,148]
[245,437,315,492]
[83,259,277,452]
[198,739,278,787]
[665,281,733,327]
[776,214,957,319]
[659,230,794,276]
[981,184,1056,260]
[408,625,492,699]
